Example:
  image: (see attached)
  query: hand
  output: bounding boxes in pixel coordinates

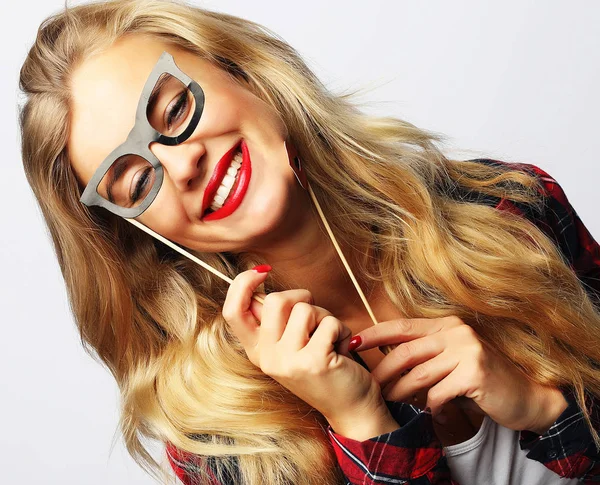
[352,316,568,433]
[222,268,395,438]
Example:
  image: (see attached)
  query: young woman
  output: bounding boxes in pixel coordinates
[19,1,600,484]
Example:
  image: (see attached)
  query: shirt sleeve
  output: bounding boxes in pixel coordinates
[166,441,236,485]
[492,161,600,482]
[495,162,600,306]
[166,160,599,485]
[519,386,600,482]
[167,407,458,485]
[327,401,459,484]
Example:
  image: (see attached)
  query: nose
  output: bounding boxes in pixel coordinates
[149,141,206,191]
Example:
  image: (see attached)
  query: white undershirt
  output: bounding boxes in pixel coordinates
[443,416,580,485]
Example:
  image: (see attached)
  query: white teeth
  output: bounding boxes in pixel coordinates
[216,185,230,197]
[222,174,236,187]
[208,150,243,212]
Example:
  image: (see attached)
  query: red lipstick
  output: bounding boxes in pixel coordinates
[202,140,251,222]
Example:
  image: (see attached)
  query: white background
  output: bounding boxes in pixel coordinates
[2,1,599,483]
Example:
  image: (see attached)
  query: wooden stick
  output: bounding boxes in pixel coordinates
[126,218,264,304]
[127,183,393,354]
[306,183,395,355]
[306,183,378,325]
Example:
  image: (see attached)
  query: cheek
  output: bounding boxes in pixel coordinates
[202,81,285,138]
[137,181,188,237]
[199,86,249,133]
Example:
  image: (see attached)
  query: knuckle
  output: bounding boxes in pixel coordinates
[319,314,339,329]
[426,388,442,407]
[395,343,414,363]
[470,340,485,361]
[292,301,313,317]
[394,318,413,334]
[455,323,477,341]
[263,291,284,308]
[411,363,429,382]
[313,305,333,320]
[444,315,464,327]
[221,305,235,323]
[300,289,314,304]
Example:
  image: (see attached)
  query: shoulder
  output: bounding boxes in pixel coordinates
[466,158,600,305]
[464,158,578,235]
[166,442,239,485]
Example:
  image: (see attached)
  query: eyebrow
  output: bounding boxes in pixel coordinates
[106,157,130,203]
[146,74,171,117]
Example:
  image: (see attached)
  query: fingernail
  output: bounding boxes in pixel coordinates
[252,264,272,273]
[348,335,362,352]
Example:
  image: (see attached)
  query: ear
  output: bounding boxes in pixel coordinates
[284,140,308,190]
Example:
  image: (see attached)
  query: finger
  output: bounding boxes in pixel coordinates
[425,365,471,417]
[222,269,271,350]
[371,335,445,386]
[249,292,267,321]
[335,324,354,357]
[381,352,458,402]
[304,315,348,355]
[280,303,331,351]
[259,289,313,347]
[354,316,463,351]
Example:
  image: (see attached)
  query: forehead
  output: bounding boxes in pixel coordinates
[67,35,189,185]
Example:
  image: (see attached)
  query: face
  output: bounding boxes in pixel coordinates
[68,34,309,253]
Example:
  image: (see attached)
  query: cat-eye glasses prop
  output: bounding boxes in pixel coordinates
[79,51,205,219]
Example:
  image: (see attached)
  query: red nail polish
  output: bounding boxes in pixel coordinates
[348,335,362,352]
[252,264,272,273]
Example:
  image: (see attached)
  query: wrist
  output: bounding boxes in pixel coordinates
[325,400,400,441]
[526,385,568,435]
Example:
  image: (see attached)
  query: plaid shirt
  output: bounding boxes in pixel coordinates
[167,160,600,484]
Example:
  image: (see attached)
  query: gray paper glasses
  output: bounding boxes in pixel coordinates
[79,51,205,219]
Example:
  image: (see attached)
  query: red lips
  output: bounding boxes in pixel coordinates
[201,140,251,221]
[201,141,240,216]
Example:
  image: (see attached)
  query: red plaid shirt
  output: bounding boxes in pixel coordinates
[167,160,600,484]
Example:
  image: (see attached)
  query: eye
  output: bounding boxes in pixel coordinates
[165,90,190,130]
[130,165,155,204]
[102,155,155,208]
[146,73,195,137]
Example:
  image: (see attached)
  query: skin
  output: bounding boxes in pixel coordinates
[68,33,379,326]
[68,34,568,444]
[68,33,399,437]
[352,316,568,435]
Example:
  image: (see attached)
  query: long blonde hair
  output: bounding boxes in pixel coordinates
[19,1,600,483]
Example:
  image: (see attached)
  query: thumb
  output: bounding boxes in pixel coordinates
[249,292,267,322]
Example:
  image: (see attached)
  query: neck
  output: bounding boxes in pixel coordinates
[247,196,375,322]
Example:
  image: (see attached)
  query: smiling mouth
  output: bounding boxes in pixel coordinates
[201,140,251,221]
[204,148,242,214]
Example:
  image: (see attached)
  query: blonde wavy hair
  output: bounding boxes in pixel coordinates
[19,0,600,483]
